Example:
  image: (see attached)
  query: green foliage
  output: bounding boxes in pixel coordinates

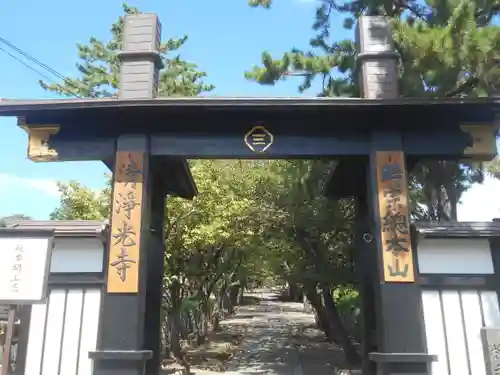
[50,180,110,220]
[0,214,33,227]
[333,286,361,341]
[49,160,354,291]
[40,3,214,98]
[487,156,500,178]
[393,2,500,97]
[248,0,272,8]
[170,161,257,250]
[334,286,360,318]
[256,160,356,286]
[161,160,278,324]
[0,214,32,220]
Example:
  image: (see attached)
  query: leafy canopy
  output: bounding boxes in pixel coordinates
[50,180,110,221]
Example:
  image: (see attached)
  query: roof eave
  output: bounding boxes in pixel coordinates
[0,96,499,116]
[414,221,500,238]
[5,220,109,240]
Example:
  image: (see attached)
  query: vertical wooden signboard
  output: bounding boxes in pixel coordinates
[375,151,415,283]
[107,152,144,293]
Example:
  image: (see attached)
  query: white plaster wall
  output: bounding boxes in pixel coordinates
[422,289,500,375]
[22,236,105,375]
[417,238,494,274]
[24,288,101,375]
[50,238,104,273]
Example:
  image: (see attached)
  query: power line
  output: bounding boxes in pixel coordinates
[0,37,84,98]
[0,43,82,99]
[0,37,70,83]
[0,45,81,99]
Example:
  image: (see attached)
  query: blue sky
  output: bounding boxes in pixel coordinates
[0,0,498,220]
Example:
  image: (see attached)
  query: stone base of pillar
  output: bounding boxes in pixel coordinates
[89,350,153,375]
[369,353,437,375]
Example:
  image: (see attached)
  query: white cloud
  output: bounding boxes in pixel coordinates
[0,173,60,198]
[0,172,497,222]
[458,175,500,221]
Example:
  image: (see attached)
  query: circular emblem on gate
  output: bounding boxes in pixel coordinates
[244,125,274,153]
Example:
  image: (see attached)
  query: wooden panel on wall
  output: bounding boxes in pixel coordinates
[422,289,500,375]
[375,151,415,282]
[417,238,494,274]
[462,291,488,375]
[41,290,66,375]
[77,289,102,375]
[421,291,449,375]
[441,291,469,375]
[24,288,102,375]
[50,238,104,273]
[24,302,48,375]
[107,151,144,294]
[59,290,84,375]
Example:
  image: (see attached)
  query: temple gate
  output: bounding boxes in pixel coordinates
[0,12,498,375]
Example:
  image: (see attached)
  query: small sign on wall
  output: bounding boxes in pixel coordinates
[0,236,53,304]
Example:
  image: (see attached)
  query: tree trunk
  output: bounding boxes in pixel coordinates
[161,317,171,359]
[168,282,190,373]
[238,279,245,304]
[196,300,209,345]
[222,289,230,311]
[303,284,335,342]
[445,181,458,221]
[168,283,182,357]
[303,294,313,313]
[168,312,183,359]
[229,285,239,314]
[213,286,226,331]
[287,281,303,301]
[321,286,361,366]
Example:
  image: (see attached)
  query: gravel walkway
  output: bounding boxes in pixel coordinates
[219,291,309,375]
[167,290,354,375]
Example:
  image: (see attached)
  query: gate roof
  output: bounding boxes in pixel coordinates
[1,96,498,199]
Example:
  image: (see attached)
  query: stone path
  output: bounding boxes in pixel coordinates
[184,290,352,375]
[219,291,308,375]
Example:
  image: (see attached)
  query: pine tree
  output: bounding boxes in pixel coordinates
[40,4,214,98]
[247,0,500,220]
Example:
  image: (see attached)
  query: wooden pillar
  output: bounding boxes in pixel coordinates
[357,16,436,375]
[144,177,167,375]
[355,191,377,375]
[355,191,378,375]
[89,13,165,375]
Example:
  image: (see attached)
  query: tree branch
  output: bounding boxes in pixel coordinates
[444,76,479,97]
